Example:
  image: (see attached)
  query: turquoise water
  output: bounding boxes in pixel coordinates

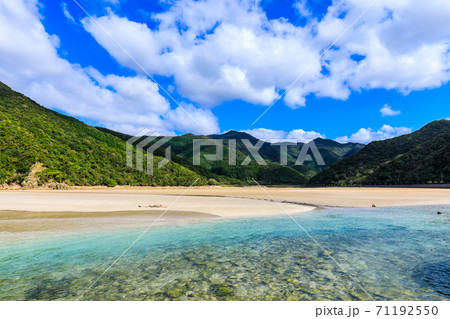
[0,205,449,301]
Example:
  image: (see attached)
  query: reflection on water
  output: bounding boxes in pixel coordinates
[0,205,449,300]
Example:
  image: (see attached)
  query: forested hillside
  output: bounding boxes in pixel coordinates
[2,80,446,188]
[309,120,450,185]
[0,82,204,187]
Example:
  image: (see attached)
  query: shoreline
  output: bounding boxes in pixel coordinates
[0,209,221,235]
[2,185,447,206]
[0,190,315,235]
[1,187,449,236]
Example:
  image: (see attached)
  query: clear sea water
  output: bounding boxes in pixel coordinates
[0,205,449,301]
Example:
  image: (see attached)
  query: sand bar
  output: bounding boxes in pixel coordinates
[1,187,448,235]
[65,186,450,207]
[113,186,450,207]
[0,190,313,234]
[0,191,313,216]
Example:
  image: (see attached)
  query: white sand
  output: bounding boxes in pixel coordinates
[0,190,312,217]
[1,187,448,234]
[101,186,450,207]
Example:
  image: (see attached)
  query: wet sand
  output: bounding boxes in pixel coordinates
[0,210,219,233]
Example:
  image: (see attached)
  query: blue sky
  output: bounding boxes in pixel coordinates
[0,0,449,143]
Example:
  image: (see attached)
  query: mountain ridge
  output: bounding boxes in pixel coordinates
[0,81,206,187]
[97,127,364,183]
[309,119,450,185]
[1,80,448,187]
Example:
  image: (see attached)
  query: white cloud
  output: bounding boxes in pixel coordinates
[247,125,412,144]
[244,128,324,143]
[243,128,287,141]
[60,2,74,23]
[165,103,220,135]
[103,0,120,5]
[0,0,219,135]
[294,0,312,18]
[82,1,320,108]
[380,104,401,117]
[335,125,411,143]
[287,129,325,142]
[82,0,450,109]
[1,0,449,137]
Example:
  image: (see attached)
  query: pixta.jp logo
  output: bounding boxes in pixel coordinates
[192,138,325,166]
[126,130,325,176]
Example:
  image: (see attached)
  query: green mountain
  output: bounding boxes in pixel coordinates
[8,78,443,189]
[0,81,205,187]
[97,128,309,185]
[208,132,363,172]
[98,128,363,185]
[309,120,450,186]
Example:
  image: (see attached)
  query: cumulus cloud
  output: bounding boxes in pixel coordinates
[2,0,449,136]
[165,103,219,134]
[243,128,287,141]
[82,1,320,108]
[83,0,450,109]
[380,104,401,117]
[244,128,324,143]
[294,0,312,18]
[287,129,325,142]
[335,125,411,143]
[246,125,411,144]
[82,4,319,108]
[0,0,218,135]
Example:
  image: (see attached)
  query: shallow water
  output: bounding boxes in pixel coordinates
[0,205,449,301]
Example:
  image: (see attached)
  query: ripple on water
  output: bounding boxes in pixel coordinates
[413,260,450,297]
[0,205,449,301]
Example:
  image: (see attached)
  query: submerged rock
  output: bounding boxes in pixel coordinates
[166,289,183,299]
[214,285,234,297]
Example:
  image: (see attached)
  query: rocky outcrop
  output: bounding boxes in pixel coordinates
[20,162,45,189]
[45,183,70,190]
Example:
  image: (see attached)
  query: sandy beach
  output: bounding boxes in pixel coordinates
[0,189,313,234]
[1,187,448,234]
[101,186,450,207]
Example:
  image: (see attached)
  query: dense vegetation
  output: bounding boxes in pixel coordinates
[309,120,450,186]
[98,129,307,185]
[98,128,363,185]
[0,81,205,186]
[4,80,445,188]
